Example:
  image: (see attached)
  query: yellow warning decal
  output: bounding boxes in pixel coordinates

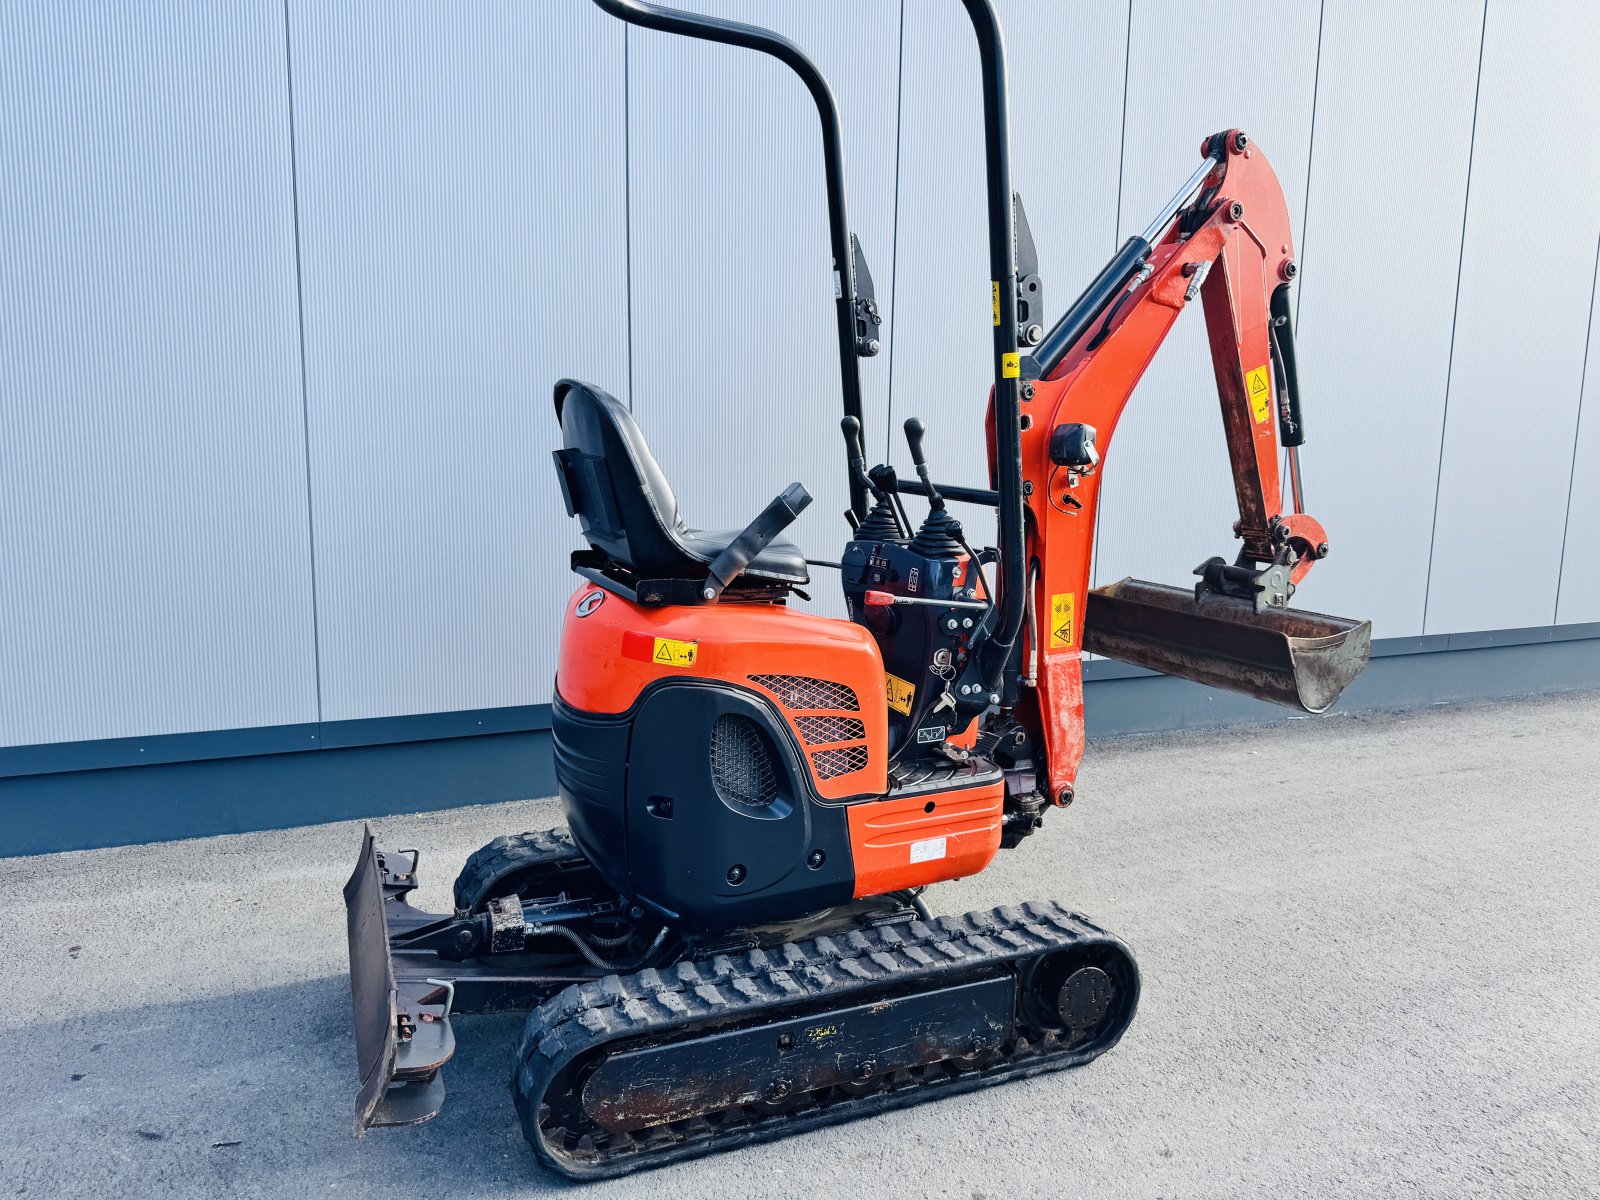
[1001,352,1021,379]
[1049,592,1077,648]
[991,281,1001,326]
[651,637,698,667]
[885,672,915,715]
[1246,365,1272,425]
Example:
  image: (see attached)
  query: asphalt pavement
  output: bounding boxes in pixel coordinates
[4,692,1597,1199]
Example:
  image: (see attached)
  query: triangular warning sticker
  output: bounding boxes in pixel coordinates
[1245,365,1272,424]
[649,637,697,667]
[1049,592,1076,647]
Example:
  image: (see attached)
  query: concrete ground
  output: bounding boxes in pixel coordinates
[3,693,1598,1200]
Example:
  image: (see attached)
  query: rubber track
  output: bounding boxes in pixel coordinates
[452,829,579,913]
[510,900,1138,1179]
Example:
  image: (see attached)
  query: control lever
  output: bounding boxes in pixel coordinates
[702,483,812,601]
[840,416,884,500]
[902,417,967,560]
[842,416,908,542]
[902,418,944,510]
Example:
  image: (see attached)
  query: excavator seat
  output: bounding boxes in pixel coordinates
[552,379,809,589]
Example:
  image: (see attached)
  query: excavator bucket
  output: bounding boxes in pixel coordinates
[1083,578,1371,714]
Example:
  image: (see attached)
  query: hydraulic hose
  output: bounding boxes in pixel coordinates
[525,923,669,972]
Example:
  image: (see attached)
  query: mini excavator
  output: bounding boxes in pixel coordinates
[345,0,1371,1179]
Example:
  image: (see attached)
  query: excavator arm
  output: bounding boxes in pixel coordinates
[1191,132,1324,583]
[1003,132,1369,807]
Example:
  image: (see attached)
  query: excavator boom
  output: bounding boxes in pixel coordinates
[1005,132,1370,804]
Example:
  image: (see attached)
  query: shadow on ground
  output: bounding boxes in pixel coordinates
[3,976,550,1199]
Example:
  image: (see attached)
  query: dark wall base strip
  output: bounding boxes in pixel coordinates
[3,636,1597,857]
[0,703,554,780]
[0,731,554,858]
[1083,635,1600,738]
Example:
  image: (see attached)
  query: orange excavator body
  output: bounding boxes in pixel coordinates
[343,0,1372,1179]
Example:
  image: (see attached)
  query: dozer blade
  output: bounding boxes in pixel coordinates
[1083,578,1371,714]
[344,825,455,1133]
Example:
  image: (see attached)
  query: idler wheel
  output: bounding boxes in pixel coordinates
[1056,966,1113,1036]
[1022,948,1130,1047]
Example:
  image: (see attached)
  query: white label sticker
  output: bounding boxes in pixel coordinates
[909,836,948,865]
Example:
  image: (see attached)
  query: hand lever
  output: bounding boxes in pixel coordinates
[843,416,911,542]
[903,418,945,510]
[839,416,883,500]
[703,483,813,601]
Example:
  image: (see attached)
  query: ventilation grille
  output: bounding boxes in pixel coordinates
[794,715,866,746]
[710,714,779,807]
[811,745,870,780]
[749,674,859,711]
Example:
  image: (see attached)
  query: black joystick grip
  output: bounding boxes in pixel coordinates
[841,416,867,473]
[841,416,881,498]
[902,417,943,509]
[903,417,929,474]
[843,416,907,543]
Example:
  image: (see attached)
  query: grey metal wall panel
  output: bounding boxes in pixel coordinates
[1425,0,1600,633]
[1556,244,1600,625]
[1093,2,1321,592]
[5,0,1598,768]
[287,3,627,721]
[1287,0,1483,638]
[626,1,903,618]
[0,2,317,746]
[889,0,1129,489]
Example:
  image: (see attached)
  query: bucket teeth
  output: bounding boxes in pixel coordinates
[1083,578,1371,713]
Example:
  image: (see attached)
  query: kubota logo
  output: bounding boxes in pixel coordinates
[575,590,606,617]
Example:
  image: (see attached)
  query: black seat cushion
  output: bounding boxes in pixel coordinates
[552,380,808,587]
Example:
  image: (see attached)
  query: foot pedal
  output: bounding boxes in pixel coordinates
[1083,578,1370,713]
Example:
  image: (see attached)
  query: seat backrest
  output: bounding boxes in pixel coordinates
[552,379,702,579]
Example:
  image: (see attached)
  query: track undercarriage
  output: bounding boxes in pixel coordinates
[346,825,1139,1179]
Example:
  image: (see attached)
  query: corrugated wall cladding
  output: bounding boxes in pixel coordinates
[285,2,625,722]
[1289,0,1484,636]
[1424,0,1600,633]
[1558,252,1600,625]
[0,2,318,746]
[2,0,1599,751]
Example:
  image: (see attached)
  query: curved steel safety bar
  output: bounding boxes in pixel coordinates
[588,0,870,519]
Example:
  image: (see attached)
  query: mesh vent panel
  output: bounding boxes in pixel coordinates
[794,715,866,746]
[749,674,859,712]
[710,714,779,807]
[811,745,870,779]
